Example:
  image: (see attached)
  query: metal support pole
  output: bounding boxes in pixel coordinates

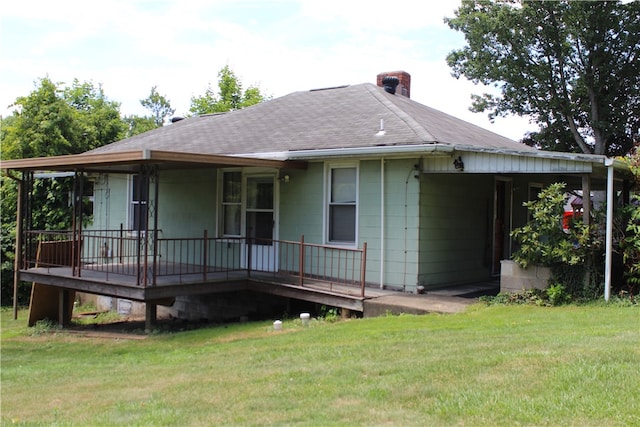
[11,174,23,320]
[135,167,145,285]
[299,235,305,287]
[142,167,150,286]
[77,171,84,277]
[604,159,615,301]
[71,172,78,275]
[203,229,208,281]
[151,165,159,286]
[360,242,367,298]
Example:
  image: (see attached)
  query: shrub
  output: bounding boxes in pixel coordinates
[619,198,640,294]
[511,182,593,269]
[546,283,570,306]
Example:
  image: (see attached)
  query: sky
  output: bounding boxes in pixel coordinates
[0,0,537,141]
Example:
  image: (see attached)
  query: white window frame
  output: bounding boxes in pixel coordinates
[324,162,359,246]
[219,169,243,238]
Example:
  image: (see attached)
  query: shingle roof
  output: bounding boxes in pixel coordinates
[88,83,534,157]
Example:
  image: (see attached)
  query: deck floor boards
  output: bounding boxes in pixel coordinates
[19,265,497,315]
[19,263,392,307]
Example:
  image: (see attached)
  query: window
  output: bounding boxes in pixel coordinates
[221,171,242,236]
[327,165,357,244]
[528,183,543,220]
[131,174,148,231]
[528,183,543,202]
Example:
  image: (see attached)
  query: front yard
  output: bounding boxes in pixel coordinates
[1,303,638,426]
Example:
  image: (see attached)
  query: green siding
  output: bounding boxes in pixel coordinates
[366,159,421,291]
[358,159,422,291]
[278,159,422,291]
[88,169,218,237]
[157,169,217,238]
[418,174,494,288]
[279,163,324,244]
[88,174,129,231]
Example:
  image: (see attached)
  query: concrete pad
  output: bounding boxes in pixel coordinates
[363,294,475,317]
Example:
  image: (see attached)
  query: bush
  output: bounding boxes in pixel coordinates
[620,198,640,295]
[546,283,570,306]
[508,182,628,300]
[511,183,594,269]
[480,289,547,306]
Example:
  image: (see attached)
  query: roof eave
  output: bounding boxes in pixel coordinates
[281,143,455,160]
[1,149,307,173]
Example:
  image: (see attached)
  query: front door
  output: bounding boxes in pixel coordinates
[245,176,276,271]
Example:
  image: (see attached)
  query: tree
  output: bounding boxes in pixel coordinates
[620,150,640,295]
[189,65,268,115]
[1,77,125,159]
[64,79,126,151]
[0,77,124,306]
[445,0,640,156]
[2,77,82,159]
[122,115,157,137]
[140,86,175,127]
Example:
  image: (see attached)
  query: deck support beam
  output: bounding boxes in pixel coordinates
[57,288,73,327]
[145,303,157,332]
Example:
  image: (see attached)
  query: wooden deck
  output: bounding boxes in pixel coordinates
[19,264,394,313]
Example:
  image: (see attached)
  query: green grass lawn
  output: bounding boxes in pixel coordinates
[1,303,639,426]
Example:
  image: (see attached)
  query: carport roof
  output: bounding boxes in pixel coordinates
[1,149,307,173]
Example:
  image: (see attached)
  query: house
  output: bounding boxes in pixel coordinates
[2,71,632,327]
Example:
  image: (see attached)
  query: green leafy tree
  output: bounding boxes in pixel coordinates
[64,79,126,151]
[122,115,157,137]
[1,77,125,158]
[2,77,81,159]
[620,151,640,294]
[140,86,175,127]
[445,0,640,156]
[1,77,124,306]
[189,65,268,115]
[0,177,21,305]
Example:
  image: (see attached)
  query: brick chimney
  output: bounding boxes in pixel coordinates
[376,71,411,98]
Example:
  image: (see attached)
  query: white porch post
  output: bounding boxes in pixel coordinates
[380,158,385,289]
[604,158,615,301]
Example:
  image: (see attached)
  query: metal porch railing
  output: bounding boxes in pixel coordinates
[22,229,367,297]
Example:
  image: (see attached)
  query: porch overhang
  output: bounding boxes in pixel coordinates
[1,149,307,174]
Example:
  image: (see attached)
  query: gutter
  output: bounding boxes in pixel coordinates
[238,144,630,175]
[282,144,454,161]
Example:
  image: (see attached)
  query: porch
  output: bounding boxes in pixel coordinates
[21,229,380,327]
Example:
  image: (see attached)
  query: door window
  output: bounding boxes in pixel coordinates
[222,171,242,236]
[246,176,274,245]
